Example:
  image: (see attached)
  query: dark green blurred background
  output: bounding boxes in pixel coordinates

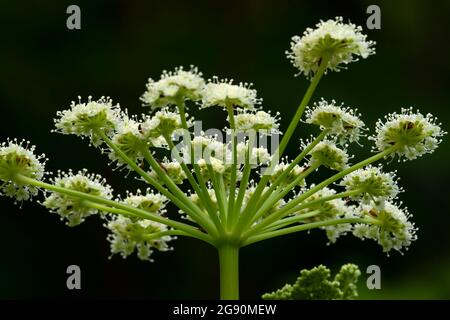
[0,0,449,299]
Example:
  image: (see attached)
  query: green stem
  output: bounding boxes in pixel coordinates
[244,147,395,238]
[97,130,201,222]
[141,145,219,237]
[218,245,239,300]
[233,133,255,225]
[234,128,328,237]
[277,56,329,156]
[249,162,321,225]
[279,189,362,218]
[243,217,377,246]
[16,175,214,244]
[263,210,321,232]
[226,104,238,228]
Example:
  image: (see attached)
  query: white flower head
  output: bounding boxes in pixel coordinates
[201,77,261,110]
[353,202,417,254]
[340,165,400,205]
[233,110,280,135]
[54,96,123,146]
[149,158,187,185]
[109,117,146,165]
[269,160,306,186]
[182,134,227,164]
[305,99,365,144]
[287,17,375,78]
[42,169,113,226]
[309,140,349,171]
[0,139,47,202]
[140,108,188,139]
[123,189,167,213]
[370,108,446,161]
[106,215,174,262]
[141,66,205,109]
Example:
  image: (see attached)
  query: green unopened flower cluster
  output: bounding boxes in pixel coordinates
[263,264,361,300]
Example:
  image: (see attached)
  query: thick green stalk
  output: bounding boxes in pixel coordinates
[218,245,240,300]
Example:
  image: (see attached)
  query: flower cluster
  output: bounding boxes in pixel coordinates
[340,165,400,206]
[54,96,123,146]
[370,107,446,161]
[352,202,417,254]
[42,169,113,226]
[287,16,375,78]
[0,139,46,202]
[201,77,261,110]
[141,66,205,109]
[309,140,349,171]
[305,99,365,144]
[106,215,174,262]
[233,110,280,134]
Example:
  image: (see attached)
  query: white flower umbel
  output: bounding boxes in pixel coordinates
[149,158,187,185]
[287,17,375,78]
[340,165,400,205]
[233,110,280,134]
[370,108,446,161]
[109,117,146,165]
[140,109,186,139]
[106,215,174,262]
[305,99,365,144]
[42,169,113,226]
[201,77,261,110]
[309,140,349,171]
[353,202,417,254]
[141,66,205,109]
[123,189,168,213]
[269,161,306,186]
[0,139,46,202]
[54,96,123,146]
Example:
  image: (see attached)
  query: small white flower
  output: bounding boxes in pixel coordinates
[287,17,375,78]
[340,165,400,205]
[201,77,261,110]
[309,140,349,171]
[106,215,174,262]
[54,96,123,146]
[42,169,113,226]
[370,108,446,161]
[0,139,46,202]
[141,66,205,109]
[233,110,280,134]
[353,202,417,254]
[305,99,365,144]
